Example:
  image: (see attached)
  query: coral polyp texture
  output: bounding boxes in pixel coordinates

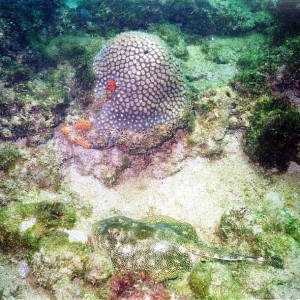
[61,31,190,153]
[93,31,188,131]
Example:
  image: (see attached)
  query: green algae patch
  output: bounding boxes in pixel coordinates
[262,209,300,245]
[0,200,112,298]
[0,78,70,142]
[34,202,76,230]
[38,235,90,260]
[44,35,102,89]
[0,142,22,172]
[188,262,242,299]
[31,237,113,299]
[44,36,95,61]
[188,263,211,299]
[0,179,28,205]
[185,33,270,96]
[186,87,236,157]
[218,207,300,261]
[233,35,300,95]
[244,96,300,171]
[234,69,269,95]
[283,213,300,244]
[148,24,189,60]
[0,147,65,196]
[19,147,63,191]
[184,44,238,96]
[202,34,269,66]
[257,234,294,258]
[0,201,76,252]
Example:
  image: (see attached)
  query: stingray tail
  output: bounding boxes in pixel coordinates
[245,255,283,268]
[192,245,283,269]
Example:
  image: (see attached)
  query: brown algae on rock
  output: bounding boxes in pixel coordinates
[0,142,22,172]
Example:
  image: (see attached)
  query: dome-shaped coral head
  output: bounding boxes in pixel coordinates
[62,31,190,154]
[93,31,189,131]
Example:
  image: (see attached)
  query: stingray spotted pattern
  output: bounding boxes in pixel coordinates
[93,31,188,131]
[92,216,283,282]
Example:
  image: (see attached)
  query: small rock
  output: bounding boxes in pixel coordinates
[63,229,88,243]
[287,162,300,174]
[19,218,37,232]
[85,251,114,285]
[264,191,284,208]
[18,260,30,279]
[228,116,239,128]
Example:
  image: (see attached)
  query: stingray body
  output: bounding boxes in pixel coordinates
[92,216,282,281]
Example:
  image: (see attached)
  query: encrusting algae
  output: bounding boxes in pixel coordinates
[73,137,92,149]
[73,118,92,132]
[60,119,92,148]
[60,122,71,136]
